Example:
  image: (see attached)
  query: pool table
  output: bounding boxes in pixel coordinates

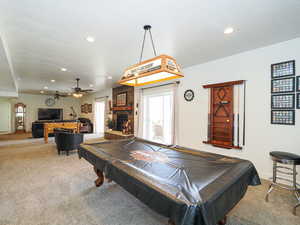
[78,138,260,225]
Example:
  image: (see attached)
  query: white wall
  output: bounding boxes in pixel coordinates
[10,93,81,132]
[177,38,300,180]
[0,98,11,133]
[79,89,112,129]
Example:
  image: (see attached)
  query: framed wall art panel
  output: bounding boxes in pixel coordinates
[87,104,92,113]
[116,92,127,106]
[271,60,295,79]
[271,94,295,109]
[297,93,300,109]
[81,104,89,114]
[81,105,85,113]
[271,77,295,93]
[296,76,300,92]
[271,110,295,125]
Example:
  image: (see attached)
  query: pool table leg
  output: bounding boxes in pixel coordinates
[93,166,104,187]
[106,177,112,183]
[167,219,175,225]
[218,216,227,225]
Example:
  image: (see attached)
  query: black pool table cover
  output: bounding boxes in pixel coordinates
[78,138,260,225]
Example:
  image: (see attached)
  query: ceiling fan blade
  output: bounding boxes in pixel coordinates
[71,78,93,94]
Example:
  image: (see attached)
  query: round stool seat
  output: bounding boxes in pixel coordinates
[270,151,300,165]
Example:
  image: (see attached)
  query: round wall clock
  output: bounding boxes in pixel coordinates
[184,89,194,101]
[45,97,55,106]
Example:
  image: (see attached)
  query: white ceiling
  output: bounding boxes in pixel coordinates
[0,0,300,93]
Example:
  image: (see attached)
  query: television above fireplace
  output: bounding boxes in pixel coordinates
[38,108,63,120]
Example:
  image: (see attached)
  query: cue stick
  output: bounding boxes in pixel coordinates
[243,81,246,146]
[232,114,235,144]
[237,84,240,147]
[207,89,211,142]
[208,113,210,141]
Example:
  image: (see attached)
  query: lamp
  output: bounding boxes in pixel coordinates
[119,25,184,86]
[73,93,83,98]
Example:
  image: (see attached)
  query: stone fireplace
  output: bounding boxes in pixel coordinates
[116,113,128,131]
[111,85,134,134]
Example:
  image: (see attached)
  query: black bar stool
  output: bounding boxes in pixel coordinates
[265,151,300,215]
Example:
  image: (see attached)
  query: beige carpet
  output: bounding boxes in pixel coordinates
[0,133,104,147]
[0,141,299,225]
[0,132,32,141]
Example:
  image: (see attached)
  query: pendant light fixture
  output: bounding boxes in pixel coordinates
[118,25,184,86]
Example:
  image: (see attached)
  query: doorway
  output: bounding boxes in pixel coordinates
[94,101,105,134]
[141,88,174,145]
[0,98,11,134]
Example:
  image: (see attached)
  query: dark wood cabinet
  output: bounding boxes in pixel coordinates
[15,103,26,133]
[210,85,234,147]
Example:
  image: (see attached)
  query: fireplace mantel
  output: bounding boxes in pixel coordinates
[112,106,133,111]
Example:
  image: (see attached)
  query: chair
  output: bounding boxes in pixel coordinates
[265,151,300,215]
[78,118,93,133]
[54,129,84,155]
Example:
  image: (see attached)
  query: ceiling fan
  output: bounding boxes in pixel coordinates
[72,78,93,98]
[54,91,68,100]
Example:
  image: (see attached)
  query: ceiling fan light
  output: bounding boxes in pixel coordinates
[119,54,184,86]
[73,93,83,98]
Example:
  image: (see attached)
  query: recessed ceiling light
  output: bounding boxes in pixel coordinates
[44,86,48,90]
[107,76,113,80]
[86,36,95,42]
[89,84,94,87]
[224,27,234,34]
[51,79,56,82]
[61,68,67,72]
[40,90,44,94]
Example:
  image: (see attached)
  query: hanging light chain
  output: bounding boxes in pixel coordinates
[139,28,147,63]
[139,25,157,63]
[149,29,157,57]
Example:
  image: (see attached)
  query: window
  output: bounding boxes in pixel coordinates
[94,100,105,134]
[139,86,175,145]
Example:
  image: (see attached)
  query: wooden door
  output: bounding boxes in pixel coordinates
[210,85,234,147]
